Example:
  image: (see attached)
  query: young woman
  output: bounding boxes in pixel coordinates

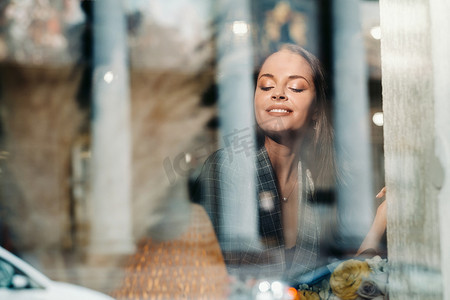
[194,44,386,281]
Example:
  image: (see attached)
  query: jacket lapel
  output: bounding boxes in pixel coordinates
[256,147,284,245]
[288,166,319,280]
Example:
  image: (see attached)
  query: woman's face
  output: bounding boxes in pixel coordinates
[254,50,316,137]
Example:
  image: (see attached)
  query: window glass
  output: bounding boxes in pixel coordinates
[5,0,444,299]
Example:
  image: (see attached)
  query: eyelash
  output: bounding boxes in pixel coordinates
[260,86,273,91]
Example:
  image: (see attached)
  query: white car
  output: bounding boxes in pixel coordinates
[0,246,115,300]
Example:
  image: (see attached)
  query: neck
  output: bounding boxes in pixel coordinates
[264,135,302,185]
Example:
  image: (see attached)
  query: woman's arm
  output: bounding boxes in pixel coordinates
[356,187,387,256]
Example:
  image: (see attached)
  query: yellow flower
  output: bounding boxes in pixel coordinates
[330,259,371,300]
[298,290,320,300]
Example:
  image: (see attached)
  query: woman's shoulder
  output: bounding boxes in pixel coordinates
[203,148,228,164]
[192,148,240,204]
[198,147,257,186]
[197,149,231,180]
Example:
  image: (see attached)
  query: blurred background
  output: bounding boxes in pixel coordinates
[0,0,384,298]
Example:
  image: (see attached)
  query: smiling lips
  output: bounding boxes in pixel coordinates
[266,106,293,116]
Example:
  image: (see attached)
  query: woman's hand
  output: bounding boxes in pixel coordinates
[356,187,387,256]
[372,188,387,238]
[375,187,387,229]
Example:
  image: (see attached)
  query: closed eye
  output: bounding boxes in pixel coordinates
[290,88,304,93]
[260,86,273,91]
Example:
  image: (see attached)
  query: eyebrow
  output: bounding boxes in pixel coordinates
[258,73,311,85]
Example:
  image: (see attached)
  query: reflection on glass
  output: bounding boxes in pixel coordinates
[0,0,398,299]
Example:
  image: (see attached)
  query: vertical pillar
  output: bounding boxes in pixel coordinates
[430,1,450,298]
[215,0,258,251]
[90,0,134,255]
[332,0,374,250]
[380,0,448,298]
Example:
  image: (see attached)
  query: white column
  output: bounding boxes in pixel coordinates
[89,0,134,255]
[430,1,450,298]
[380,0,448,298]
[332,0,374,251]
[215,0,258,251]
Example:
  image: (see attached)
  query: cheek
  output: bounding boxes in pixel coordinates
[254,94,265,114]
[254,91,263,106]
[254,107,265,127]
[291,97,315,127]
[292,94,315,114]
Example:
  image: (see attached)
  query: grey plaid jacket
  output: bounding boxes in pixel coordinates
[194,146,320,281]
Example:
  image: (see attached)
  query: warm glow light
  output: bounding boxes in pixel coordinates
[185,153,192,164]
[232,21,249,36]
[370,26,381,40]
[372,112,384,126]
[104,71,114,83]
[287,287,298,300]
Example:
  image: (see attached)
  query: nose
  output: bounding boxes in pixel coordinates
[271,89,287,101]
